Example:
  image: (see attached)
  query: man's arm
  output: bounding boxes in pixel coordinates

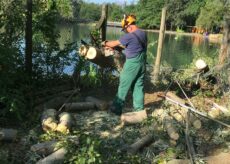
[104,40,121,48]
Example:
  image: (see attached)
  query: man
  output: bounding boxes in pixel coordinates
[103,14,147,116]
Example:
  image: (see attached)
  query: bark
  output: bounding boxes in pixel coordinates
[36,148,67,164]
[0,128,17,141]
[85,96,108,110]
[64,102,96,111]
[31,140,58,155]
[96,4,108,41]
[121,110,147,125]
[127,134,155,154]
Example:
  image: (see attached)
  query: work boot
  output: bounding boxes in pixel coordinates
[109,105,122,116]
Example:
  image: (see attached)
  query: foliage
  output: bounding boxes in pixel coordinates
[135,0,165,29]
[66,133,102,164]
[78,2,101,21]
[196,0,228,31]
[108,3,124,22]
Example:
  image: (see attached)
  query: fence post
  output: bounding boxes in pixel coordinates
[152,7,167,83]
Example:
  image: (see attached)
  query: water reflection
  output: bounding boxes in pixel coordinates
[57,24,220,70]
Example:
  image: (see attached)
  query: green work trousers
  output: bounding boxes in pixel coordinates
[112,51,146,115]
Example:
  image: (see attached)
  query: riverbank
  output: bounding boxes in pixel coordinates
[100,21,223,43]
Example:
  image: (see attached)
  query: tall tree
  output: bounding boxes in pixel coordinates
[25,0,33,76]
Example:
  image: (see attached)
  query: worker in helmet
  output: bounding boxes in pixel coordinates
[102,14,148,116]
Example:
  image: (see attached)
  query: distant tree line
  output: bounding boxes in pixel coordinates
[70,0,229,33]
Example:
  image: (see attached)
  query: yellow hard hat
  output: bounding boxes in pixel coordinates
[121,14,136,30]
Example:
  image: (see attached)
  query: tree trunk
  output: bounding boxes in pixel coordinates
[25,0,33,76]
[219,16,230,64]
[96,4,108,41]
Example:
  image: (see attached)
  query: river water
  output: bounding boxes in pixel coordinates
[58,23,220,73]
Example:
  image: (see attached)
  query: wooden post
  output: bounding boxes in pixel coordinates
[96,4,108,41]
[152,7,167,83]
[219,15,230,64]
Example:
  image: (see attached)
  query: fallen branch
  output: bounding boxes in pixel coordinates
[85,96,108,110]
[64,102,96,111]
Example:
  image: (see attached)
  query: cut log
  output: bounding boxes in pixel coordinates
[31,140,58,155]
[85,47,115,68]
[121,110,147,125]
[41,109,58,132]
[164,116,179,141]
[56,112,73,133]
[64,102,96,111]
[0,128,17,141]
[36,148,67,164]
[78,45,125,71]
[85,96,108,110]
[127,134,154,154]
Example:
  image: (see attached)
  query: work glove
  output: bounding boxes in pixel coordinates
[101,40,108,46]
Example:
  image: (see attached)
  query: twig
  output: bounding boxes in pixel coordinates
[57,89,79,113]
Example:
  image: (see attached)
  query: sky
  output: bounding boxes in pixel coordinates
[84,0,137,5]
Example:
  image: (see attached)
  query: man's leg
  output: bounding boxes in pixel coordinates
[112,61,141,115]
[132,68,145,111]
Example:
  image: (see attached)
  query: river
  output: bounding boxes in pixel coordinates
[57,23,220,73]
